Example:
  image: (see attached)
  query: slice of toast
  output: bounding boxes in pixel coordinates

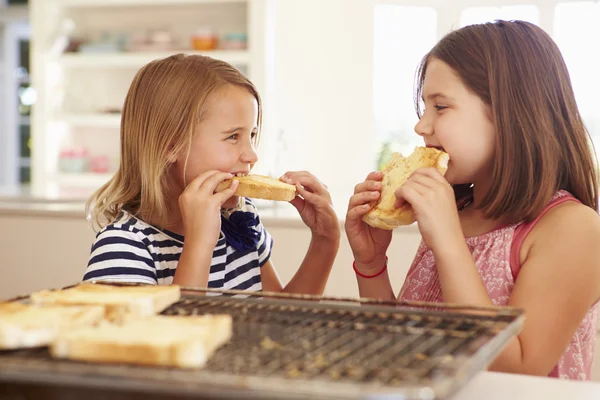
[363,147,449,229]
[216,174,296,202]
[30,283,181,321]
[51,314,233,368]
[0,302,105,350]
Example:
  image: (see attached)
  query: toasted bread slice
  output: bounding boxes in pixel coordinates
[216,174,296,202]
[363,147,449,229]
[0,302,105,350]
[30,283,181,321]
[51,314,233,368]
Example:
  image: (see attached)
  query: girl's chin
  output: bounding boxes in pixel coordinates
[222,195,241,210]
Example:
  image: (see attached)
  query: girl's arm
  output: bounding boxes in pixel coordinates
[354,258,396,300]
[171,243,214,288]
[172,170,238,288]
[395,168,600,375]
[261,235,339,295]
[488,202,600,375]
[261,171,340,295]
[345,171,396,301]
[436,202,600,375]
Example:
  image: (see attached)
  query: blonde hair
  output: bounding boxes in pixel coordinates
[86,54,262,229]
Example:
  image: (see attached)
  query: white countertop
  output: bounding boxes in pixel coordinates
[451,371,600,400]
[0,184,420,231]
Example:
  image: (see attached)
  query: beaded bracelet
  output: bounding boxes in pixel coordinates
[353,256,388,278]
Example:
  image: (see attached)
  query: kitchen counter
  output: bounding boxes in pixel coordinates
[2,371,599,399]
[0,185,418,230]
[450,371,600,400]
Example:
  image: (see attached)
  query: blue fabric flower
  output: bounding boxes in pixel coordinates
[220,210,261,251]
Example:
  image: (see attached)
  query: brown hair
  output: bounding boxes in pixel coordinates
[86,54,262,229]
[415,20,598,222]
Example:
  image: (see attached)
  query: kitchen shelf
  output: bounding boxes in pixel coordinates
[59,50,250,68]
[56,114,121,128]
[59,0,245,7]
[54,172,113,187]
[31,0,267,193]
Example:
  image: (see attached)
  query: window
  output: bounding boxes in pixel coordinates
[373,5,437,169]
[554,1,600,145]
[460,4,540,27]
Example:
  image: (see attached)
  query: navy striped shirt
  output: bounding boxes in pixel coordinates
[83,198,273,292]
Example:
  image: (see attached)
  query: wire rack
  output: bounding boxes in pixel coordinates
[0,285,524,400]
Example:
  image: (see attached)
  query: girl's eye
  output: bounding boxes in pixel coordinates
[434,105,448,111]
[227,133,239,140]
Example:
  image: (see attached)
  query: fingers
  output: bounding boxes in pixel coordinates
[393,168,452,208]
[346,202,373,222]
[188,170,233,190]
[410,167,449,185]
[366,171,384,181]
[213,180,239,204]
[394,179,429,208]
[293,182,324,205]
[394,183,424,209]
[281,171,329,196]
[347,190,379,211]
[289,195,305,213]
[353,179,383,195]
[200,171,237,194]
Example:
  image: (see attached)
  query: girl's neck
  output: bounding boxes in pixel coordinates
[154,183,185,235]
[471,180,491,209]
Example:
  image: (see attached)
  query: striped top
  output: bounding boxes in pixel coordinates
[83,198,272,293]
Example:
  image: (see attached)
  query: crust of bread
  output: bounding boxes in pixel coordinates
[30,283,181,321]
[362,147,449,230]
[51,314,233,368]
[215,174,296,202]
[0,302,105,349]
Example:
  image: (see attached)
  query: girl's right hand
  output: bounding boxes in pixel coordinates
[345,171,393,269]
[178,170,239,248]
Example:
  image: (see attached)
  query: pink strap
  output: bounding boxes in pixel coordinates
[509,194,580,281]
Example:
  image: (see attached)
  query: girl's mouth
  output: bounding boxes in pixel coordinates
[426,145,445,152]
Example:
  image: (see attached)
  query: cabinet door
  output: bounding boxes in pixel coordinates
[268,0,375,209]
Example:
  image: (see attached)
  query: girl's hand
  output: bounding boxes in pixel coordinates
[281,171,340,243]
[394,167,462,252]
[345,171,392,267]
[178,170,238,248]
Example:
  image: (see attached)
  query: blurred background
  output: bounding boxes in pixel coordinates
[1,0,598,210]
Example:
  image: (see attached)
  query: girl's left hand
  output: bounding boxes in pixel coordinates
[281,171,340,242]
[394,168,463,252]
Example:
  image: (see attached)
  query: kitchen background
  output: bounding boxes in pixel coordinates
[0,0,599,379]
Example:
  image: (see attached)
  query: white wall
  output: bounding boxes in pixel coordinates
[268,0,376,211]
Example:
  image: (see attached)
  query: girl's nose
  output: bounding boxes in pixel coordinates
[414,115,433,137]
[241,142,258,164]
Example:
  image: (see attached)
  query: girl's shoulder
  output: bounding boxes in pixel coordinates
[527,193,600,248]
[98,212,181,243]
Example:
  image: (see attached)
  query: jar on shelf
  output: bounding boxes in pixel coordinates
[191,28,218,51]
[89,155,111,174]
[220,32,247,50]
[58,146,88,174]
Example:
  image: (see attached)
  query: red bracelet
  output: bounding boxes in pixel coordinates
[353,256,388,278]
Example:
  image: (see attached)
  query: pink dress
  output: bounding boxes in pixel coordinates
[398,191,598,380]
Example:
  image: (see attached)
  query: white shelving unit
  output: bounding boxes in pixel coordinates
[59,0,245,6]
[56,113,121,128]
[30,0,273,196]
[54,172,113,187]
[59,50,251,68]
